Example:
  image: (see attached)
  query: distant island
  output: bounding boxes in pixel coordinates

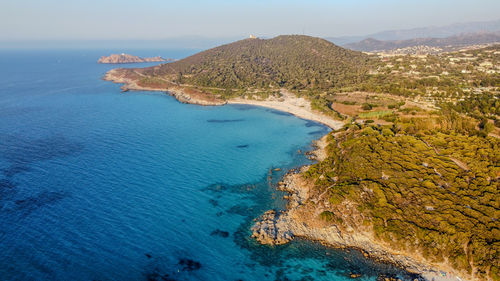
[104,35,500,281]
[98,53,174,64]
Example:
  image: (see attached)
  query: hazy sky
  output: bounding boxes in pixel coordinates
[1,0,500,40]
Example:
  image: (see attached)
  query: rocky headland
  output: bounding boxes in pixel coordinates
[103,68,227,106]
[251,135,469,281]
[98,53,173,64]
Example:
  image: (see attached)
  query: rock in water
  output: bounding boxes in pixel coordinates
[251,210,294,245]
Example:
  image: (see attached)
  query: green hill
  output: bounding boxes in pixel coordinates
[140,35,372,90]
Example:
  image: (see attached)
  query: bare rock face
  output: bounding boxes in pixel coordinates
[169,90,227,106]
[98,54,171,64]
[251,210,293,245]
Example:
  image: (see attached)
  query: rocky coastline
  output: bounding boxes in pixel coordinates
[251,136,467,281]
[103,69,227,106]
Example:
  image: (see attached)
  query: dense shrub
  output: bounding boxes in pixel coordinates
[305,124,500,280]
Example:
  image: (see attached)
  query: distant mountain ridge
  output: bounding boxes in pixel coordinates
[344,31,500,52]
[327,19,500,45]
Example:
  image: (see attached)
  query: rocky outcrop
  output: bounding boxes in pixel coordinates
[251,210,293,245]
[169,89,227,106]
[98,54,172,64]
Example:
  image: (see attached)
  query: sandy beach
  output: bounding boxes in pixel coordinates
[228,90,344,130]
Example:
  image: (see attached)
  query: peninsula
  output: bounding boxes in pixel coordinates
[98,53,173,64]
[104,35,500,281]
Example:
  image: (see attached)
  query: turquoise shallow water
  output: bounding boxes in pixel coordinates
[0,49,418,281]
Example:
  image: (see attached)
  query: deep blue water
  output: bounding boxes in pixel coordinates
[0,49,417,281]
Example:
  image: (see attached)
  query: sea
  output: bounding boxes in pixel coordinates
[0,49,418,281]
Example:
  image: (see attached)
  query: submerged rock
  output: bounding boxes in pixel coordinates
[210,229,230,238]
[178,258,202,271]
[208,199,219,207]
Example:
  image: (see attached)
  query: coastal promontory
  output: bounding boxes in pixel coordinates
[98,53,172,64]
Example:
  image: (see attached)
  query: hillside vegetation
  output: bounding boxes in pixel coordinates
[138,35,372,91]
[305,119,499,281]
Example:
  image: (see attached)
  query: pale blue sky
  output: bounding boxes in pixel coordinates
[1,0,499,40]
